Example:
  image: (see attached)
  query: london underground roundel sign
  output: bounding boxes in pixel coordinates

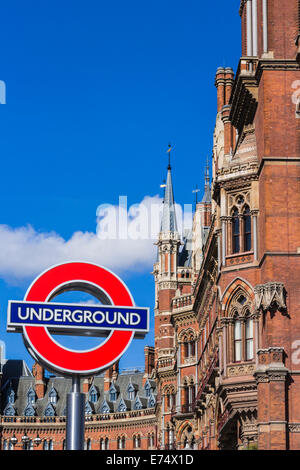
[7,262,149,376]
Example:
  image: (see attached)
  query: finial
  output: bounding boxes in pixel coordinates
[205,156,210,187]
[166,143,173,170]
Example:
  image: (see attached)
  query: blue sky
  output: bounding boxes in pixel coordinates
[0,1,241,373]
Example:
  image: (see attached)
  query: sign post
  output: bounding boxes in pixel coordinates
[66,376,85,450]
[7,262,150,450]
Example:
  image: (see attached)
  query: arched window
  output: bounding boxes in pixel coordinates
[227,288,255,364]
[183,340,189,358]
[182,335,196,359]
[133,435,141,448]
[232,208,240,253]
[117,436,126,449]
[243,205,251,252]
[100,437,109,450]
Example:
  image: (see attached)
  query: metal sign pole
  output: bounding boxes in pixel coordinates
[66,375,85,450]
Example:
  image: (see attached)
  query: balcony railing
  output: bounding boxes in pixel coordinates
[172,294,194,311]
[1,408,156,426]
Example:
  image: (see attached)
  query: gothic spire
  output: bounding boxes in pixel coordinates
[201,157,211,203]
[160,145,178,234]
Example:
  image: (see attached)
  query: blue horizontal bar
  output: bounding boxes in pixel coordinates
[7,300,149,333]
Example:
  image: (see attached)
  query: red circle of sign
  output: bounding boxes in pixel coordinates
[23,262,134,375]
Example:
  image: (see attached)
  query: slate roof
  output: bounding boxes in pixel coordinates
[1,360,156,417]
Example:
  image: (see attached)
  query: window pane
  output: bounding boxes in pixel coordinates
[234,320,242,340]
[232,209,240,254]
[235,341,242,362]
[245,319,253,339]
[246,339,253,360]
[243,206,251,251]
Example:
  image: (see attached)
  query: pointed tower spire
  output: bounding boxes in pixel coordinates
[160,144,178,233]
[201,156,211,203]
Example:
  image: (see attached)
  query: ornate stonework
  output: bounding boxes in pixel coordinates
[254,282,287,314]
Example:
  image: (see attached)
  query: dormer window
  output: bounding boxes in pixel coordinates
[109,383,117,402]
[127,383,135,401]
[89,385,98,403]
[144,381,152,398]
[118,398,127,412]
[7,386,15,405]
[134,395,142,410]
[44,402,55,417]
[148,393,156,408]
[85,401,93,415]
[27,387,35,405]
[100,400,110,414]
[24,404,35,417]
[49,386,58,405]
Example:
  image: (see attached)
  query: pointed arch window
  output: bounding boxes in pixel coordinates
[232,208,240,254]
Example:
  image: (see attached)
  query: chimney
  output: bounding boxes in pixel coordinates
[32,362,46,399]
[224,67,234,104]
[104,366,113,393]
[82,377,90,394]
[215,67,226,112]
[216,66,236,155]
[112,360,119,381]
[143,346,155,385]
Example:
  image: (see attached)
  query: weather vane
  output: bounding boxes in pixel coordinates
[192,185,201,205]
[166,143,174,169]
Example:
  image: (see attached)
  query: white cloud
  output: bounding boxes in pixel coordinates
[0,194,192,285]
[0,196,163,284]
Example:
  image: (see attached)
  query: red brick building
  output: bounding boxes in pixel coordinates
[1,0,300,451]
[154,0,300,451]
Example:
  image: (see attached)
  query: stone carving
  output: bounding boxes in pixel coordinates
[254,282,287,314]
[289,423,300,433]
[227,364,255,377]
